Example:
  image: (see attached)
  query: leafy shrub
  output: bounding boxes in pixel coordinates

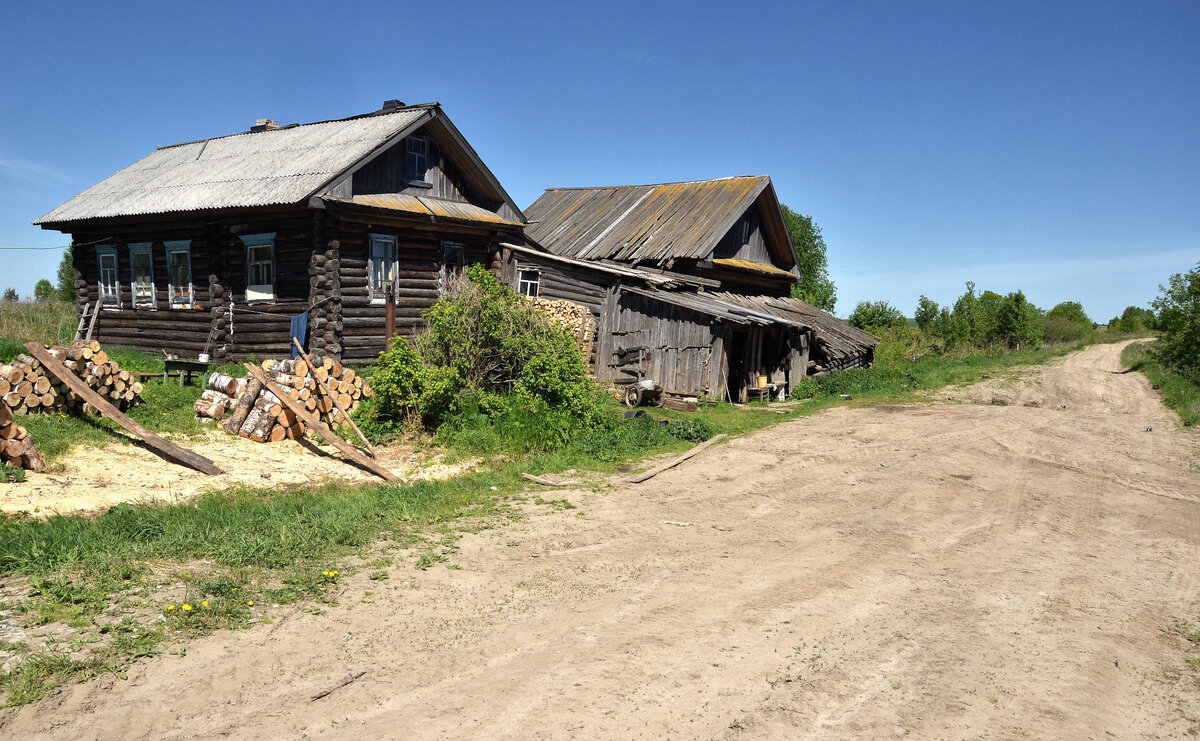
[1042,301,1093,344]
[1154,261,1200,379]
[994,291,1043,349]
[847,300,906,331]
[1110,305,1157,333]
[666,418,713,442]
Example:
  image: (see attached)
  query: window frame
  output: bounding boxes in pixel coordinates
[129,242,155,309]
[517,268,540,298]
[405,135,430,185]
[165,240,194,309]
[439,241,466,295]
[242,233,276,304]
[368,233,398,303]
[96,244,120,309]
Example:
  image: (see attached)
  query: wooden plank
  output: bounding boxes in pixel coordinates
[243,363,398,482]
[292,338,376,458]
[627,434,728,484]
[24,342,223,476]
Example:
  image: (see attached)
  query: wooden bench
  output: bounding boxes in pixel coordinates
[162,358,211,387]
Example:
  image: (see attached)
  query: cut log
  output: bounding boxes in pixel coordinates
[24,343,222,476]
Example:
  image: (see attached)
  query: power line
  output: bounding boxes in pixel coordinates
[0,245,70,251]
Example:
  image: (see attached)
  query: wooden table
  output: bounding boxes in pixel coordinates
[163,358,211,387]
[745,384,777,402]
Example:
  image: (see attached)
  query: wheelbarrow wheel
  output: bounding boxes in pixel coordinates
[625,385,643,407]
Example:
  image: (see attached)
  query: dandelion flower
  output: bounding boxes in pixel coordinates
[183,603,192,611]
[247,600,254,606]
[201,600,209,608]
[167,604,176,612]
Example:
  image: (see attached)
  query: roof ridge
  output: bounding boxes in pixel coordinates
[156,103,440,151]
[540,175,768,192]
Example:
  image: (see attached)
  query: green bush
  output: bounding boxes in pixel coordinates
[1042,301,1093,344]
[1154,262,1200,379]
[847,300,906,331]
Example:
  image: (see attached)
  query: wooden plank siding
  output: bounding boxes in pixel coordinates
[607,292,716,396]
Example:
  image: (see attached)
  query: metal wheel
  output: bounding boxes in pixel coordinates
[625,385,643,407]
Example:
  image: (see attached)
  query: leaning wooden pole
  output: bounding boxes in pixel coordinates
[291,338,377,458]
[244,364,398,482]
[24,342,224,476]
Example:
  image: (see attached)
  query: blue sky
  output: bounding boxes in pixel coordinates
[1,1,1196,321]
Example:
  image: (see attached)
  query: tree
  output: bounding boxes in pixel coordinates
[1112,305,1157,333]
[2,288,19,302]
[914,295,940,329]
[847,300,906,331]
[994,291,1043,349]
[780,205,836,312]
[1042,301,1093,343]
[33,279,55,302]
[1153,261,1200,378]
[56,247,76,302]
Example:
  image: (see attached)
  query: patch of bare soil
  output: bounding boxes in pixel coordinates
[4,340,1200,739]
[0,430,470,515]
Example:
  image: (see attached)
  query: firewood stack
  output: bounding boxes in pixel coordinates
[196,356,372,444]
[1,340,143,416]
[526,297,596,357]
[0,403,45,471]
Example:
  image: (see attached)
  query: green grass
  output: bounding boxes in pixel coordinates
[1122,340,1200,426]
[0,300,76,350]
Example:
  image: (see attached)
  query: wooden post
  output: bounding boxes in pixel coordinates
[24,342,223,476]
[292,337,377,458]
[243,364,398,482]
[385,285,395,341]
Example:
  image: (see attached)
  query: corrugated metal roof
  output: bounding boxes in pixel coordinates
[524,176,771,263]
[36,107,434,225]
[711,257,798,280]
[325,193,523,226]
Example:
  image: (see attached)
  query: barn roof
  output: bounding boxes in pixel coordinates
[709,293,878,362]
[523,176,795,267]
[36,103,523,226]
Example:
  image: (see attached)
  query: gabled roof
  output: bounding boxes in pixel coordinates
[36,103,524,226]
[524,176,795,267]
[324,194,523,227]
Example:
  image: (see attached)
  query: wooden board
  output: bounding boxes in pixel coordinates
[243,363,398,482]
[627,434,727,484]
[24,342,223,476]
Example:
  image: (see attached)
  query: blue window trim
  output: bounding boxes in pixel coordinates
[165,239,194,308]
[368,233,397,303]
[95,244,120,308]
[128,242,155,308]
[242,232,276,303]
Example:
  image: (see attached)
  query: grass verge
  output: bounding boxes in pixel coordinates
[1121,340,1200,426]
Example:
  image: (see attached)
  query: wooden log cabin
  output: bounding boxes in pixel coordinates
[35,101,526,364]
[501,177,876,402]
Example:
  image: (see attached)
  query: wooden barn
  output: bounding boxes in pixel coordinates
[498,177,876,402]
[35,101,526,364]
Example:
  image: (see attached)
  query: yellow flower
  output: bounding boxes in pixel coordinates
[167,604,175,611]
[201,600,209,608]
[322,571,329,577]
[232,587,238,592]
[247,600,254,606]
[183,603,192,611]
[332,570,339,576]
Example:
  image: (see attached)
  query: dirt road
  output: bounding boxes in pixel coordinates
[5,340,1200,739]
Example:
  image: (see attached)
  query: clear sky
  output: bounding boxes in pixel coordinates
[1,1,1196,321]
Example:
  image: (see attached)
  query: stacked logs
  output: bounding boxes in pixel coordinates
[195,356,371,443]
[1,340,143,416]
[526,297,595,356]
[0,404,45,471]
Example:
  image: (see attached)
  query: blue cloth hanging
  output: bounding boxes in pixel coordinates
[290,311,309,358]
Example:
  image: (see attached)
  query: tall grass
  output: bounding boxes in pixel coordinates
[0,301,76,353]
[1122,340,1200,426]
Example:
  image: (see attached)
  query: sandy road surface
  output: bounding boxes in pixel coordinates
[4,340,1200,739]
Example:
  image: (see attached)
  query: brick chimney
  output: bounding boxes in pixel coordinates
[379,99,406,113]
[250,119,280,133]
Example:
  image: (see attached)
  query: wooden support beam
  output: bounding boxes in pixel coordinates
[243,363,398,482]
[24,342,223,476]
[291,337,377,458]
[627,434,727,484]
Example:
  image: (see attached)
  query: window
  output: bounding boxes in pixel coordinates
[405,136,429,184]
[369,233,397,302]
[517,269,540,297]
[129,242,155,308]
[96,245,119,308]
[739,217,751,246]
[165,240,193,308]
[242,233,276,303]
[439,241,466,295]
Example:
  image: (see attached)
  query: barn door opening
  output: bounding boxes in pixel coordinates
[726,329,747,403]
